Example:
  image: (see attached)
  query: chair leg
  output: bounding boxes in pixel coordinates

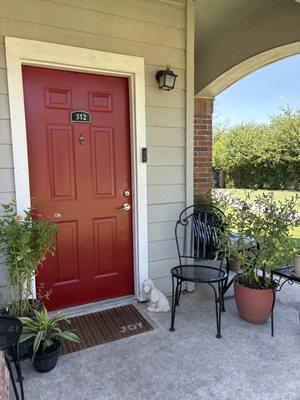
[175,280,182,306]
[209,283,222,339]
[5,354,20,400]
[217,282,223,338]
[170,276,180,332]
[221,279,226,312]
[13,343,25,400]
[271,272,276,337]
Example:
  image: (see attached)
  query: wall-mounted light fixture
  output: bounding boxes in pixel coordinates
[156,65,177,91]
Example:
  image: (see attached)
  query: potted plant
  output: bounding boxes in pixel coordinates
[217,192,299,324]
[20,307,80,373]
[0,201,56,356]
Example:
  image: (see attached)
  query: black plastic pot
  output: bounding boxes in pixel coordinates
[33,340,61,373]
[1,300,44,359]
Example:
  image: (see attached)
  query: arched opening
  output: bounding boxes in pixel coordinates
[194,46,300,199]
[196,42,300,98]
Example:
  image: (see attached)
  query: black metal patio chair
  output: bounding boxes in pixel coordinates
[170,204,228,338]
[0,316,25,400]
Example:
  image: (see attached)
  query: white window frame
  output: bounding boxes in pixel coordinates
[5,37,148,301]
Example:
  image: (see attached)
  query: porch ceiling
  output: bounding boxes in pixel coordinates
[195,0,300,97]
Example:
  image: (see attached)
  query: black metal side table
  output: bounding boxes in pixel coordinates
[0,317,25,400]
[271,266,300,337]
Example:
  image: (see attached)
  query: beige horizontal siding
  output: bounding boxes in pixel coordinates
[49,0,185,28]
[148,221,177,242]
[148,238,179,262]
[0,120,11,144]
[148,220,184,242]
[0,0,187,293]
[147,166,185,185]
[0,0,185,49]
[0,19,185,69]
[146,87,185,109]
[0,169,14,192]
[148,203,186,224]
[148,148,185,166]
[0,68,7,94]
[149,258,179,280]
[0,94,9,119]
[152,276,172,294]
[146,107,185,128]
[0,145,13,168]
[0,44,5,68]
[148,184,185,205]
[0,192,15,204]
[146,127,185,147]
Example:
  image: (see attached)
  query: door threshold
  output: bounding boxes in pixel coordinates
[51,295,137,319]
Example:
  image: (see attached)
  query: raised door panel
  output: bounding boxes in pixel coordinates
[94,218,117,278]
[47,125,76,200]
[91,127,115,198]
[54,221,79,285]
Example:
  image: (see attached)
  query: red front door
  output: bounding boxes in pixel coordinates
[22,66,134,310]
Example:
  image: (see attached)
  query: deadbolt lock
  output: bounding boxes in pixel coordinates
[124,190,130,197]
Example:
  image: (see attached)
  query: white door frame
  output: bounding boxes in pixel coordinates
[5,37,148,301]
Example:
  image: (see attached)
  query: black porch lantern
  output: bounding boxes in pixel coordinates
[156,65,177,91]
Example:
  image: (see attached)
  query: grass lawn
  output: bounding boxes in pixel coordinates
[215,188,300,240]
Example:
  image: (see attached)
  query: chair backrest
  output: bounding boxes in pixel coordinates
[175,204,225,264]
[0,316,23,351]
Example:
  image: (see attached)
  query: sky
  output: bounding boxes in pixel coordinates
[213,54,300,128]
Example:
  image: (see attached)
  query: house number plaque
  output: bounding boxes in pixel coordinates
[70,110,91,123]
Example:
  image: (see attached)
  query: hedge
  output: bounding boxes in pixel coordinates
[213,109,300,190]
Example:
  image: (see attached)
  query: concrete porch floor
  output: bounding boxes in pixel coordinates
[18,280,300,400]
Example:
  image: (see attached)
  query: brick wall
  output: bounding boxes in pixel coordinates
[194,97,214,198]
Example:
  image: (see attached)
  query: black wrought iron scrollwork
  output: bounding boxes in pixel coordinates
[273,276,294,292]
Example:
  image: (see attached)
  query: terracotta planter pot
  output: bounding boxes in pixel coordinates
[234,278,274,324]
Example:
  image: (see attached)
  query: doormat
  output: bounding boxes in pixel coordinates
[59,304,153,355]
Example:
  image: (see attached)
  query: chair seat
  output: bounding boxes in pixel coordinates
[171,265,227,283]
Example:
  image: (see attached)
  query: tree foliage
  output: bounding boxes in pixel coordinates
[213,109,300,189]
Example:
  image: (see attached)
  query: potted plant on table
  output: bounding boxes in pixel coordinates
[20,307,80,373]
[0,202,56,355]
[217,192,299,324]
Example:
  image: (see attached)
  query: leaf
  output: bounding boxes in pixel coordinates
[59,331,81,343]
[19,333,34,343]
[32,330,44,360]
[19,317,33,325]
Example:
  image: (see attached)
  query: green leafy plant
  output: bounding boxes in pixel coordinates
[19,307,80,360]
[0,202,56,316]
[215,191,299,289]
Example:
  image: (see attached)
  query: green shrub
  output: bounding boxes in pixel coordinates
[213,109,300,190]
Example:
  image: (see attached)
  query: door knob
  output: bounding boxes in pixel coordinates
[117,203,131,211]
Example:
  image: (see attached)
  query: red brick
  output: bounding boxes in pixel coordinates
[194,97,214,198]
